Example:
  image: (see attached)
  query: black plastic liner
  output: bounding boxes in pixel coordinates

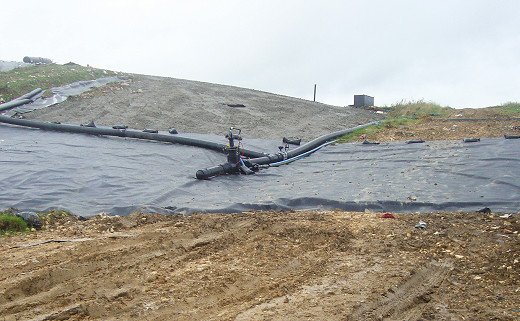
[0,88,42,112]
[0,116,266,158]
[196,122,378,179]
[1,125,519,215]
[1,77,123,116]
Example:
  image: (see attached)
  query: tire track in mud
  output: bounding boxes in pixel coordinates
[0,236,152,318]
[349,259,454,320]
[0,213,348,320]
[1,211,519,320]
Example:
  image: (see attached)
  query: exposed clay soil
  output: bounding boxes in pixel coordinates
[1,210,518,320]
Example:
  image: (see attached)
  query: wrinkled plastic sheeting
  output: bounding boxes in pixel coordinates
[0,60,32,72]
[0,124,519,216]
[2,77,124,116]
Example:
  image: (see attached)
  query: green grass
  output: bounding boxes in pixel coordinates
[336,118,421,143]
[495,102,520,116]
[0,215,28,235]
[385,99,452,118]
[38,209,72,226]
[336,124,381,143]
[337,99,447,143]
[0,63,117,102]
[0,208,76,235]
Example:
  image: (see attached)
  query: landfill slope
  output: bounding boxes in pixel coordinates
[23,74,383,140]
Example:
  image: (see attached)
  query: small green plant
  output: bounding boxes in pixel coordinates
[37,209,72,227]
[336,118,421,143]
[336,124,381,143]
[380,118,420,128]
[0,215,28,235]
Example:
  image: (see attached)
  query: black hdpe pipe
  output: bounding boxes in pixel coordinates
[0,88,42,112]
[251,122,378,166]
[0,116,266,158]
[196,122,379,179]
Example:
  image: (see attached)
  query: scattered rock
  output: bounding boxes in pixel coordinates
[16,211,42,229]
[477,207,491,214]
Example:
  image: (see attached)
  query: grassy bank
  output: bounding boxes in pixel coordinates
[494,102,520,115]
[0,215,27,235]
[0,63,117,102]
[339,100,450,143]
[336,118,420,143]
[339,100,520,143]
[384,99,452,118]
[0,208,77,236]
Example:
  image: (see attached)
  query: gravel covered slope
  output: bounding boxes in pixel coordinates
[24,74,383,140]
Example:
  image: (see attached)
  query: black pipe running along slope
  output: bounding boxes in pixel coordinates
[0,109,377,179]
[195,122,379,179]
[0,88,42,112]
[0,116,266,158]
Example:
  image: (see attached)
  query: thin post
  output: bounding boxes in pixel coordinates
[313,84,316,102]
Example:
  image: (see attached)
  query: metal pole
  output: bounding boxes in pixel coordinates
[313,84,316,102]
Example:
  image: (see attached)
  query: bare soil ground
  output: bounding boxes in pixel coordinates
[23,74,383,141]
[364,108,520,143]
[1,210,518,320]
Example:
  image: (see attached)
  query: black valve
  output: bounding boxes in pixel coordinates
[196,127,256,179]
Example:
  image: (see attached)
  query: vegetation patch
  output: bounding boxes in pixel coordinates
[0,208,88,235]
[495,102,520,116]
[38,209,74,228]
[337,99,451,143]
[0,214,28,235]
[0,63,117,102]
[385,99,452,118]
[337,118,423,143]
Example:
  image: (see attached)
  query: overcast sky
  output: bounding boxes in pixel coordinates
[2,0,519,108]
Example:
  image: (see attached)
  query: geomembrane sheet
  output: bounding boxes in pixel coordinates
[1,124,519,216]
[2,77,123,116]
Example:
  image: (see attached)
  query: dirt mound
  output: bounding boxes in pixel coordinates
[1,210,518,320]
[23,74,383,141]
[367,118,520,142]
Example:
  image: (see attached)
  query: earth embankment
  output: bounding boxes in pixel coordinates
[23,74,383,140]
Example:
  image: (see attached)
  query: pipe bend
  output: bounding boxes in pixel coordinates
[195,122,378,179]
